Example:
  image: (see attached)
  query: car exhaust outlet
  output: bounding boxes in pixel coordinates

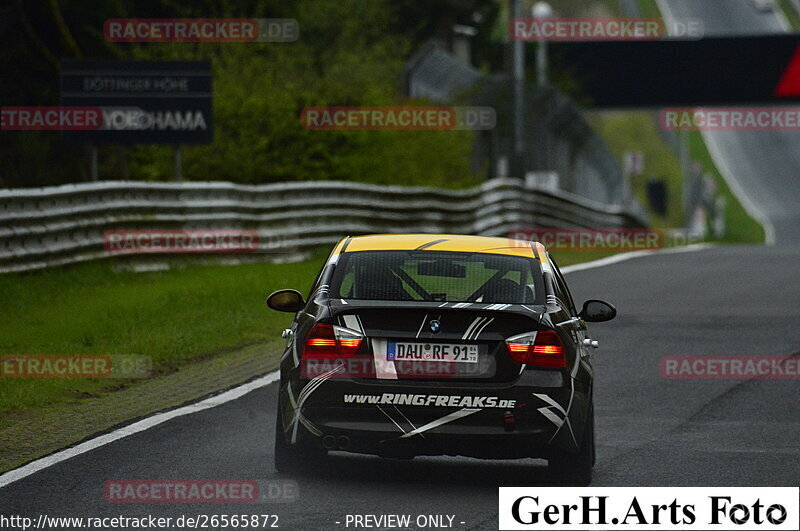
[504,410,516,432]
[322,435,336,449]
[336,435,351,449]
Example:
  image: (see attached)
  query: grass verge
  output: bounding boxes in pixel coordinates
[588,111,765,244]
[587,111,685,229]
[778,0,800,28]
[686,132,766,244]
[635,0,662,17]
[0,255,326,415]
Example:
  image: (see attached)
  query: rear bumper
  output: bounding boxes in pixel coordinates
[315,427,559,459]
[278,376,590,459]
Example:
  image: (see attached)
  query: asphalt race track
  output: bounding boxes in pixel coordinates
[2,244,798,529]
[659,0,800,243]
[2,1,799,529]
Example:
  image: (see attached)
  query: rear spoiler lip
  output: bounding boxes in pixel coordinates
[326,298,546,317]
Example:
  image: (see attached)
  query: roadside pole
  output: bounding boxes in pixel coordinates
[90,145,98,181]
[511,0,525,178]
[174,145,182,182]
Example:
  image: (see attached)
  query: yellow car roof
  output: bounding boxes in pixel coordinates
[336,234,548,261]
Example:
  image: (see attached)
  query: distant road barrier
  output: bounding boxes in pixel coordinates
[0,178,646,274]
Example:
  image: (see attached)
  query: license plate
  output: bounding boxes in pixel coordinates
[387,342,479,363]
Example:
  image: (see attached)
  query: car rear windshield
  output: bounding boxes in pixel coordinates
[330,250,543,304]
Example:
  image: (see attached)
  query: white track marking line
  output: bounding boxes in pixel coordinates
[560,243,713,275]
[0,243,713,488]
[702,132,776,245]
[0,371,279,489]
[655,0,777,246]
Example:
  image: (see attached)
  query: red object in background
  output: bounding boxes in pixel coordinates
[775,46,800,98]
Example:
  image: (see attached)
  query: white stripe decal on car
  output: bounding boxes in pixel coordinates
[392,406,419,434]
[289,366,342,442]
[471,317,494,339]
[461,317,483,340]
[377,405,407,434]
[533,392,577,447]
[398,408,481,439]
[415,314,429,338]
[342,314,361,332]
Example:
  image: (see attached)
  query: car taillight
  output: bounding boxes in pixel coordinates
[505,330,566,368]
[303,323,363,359]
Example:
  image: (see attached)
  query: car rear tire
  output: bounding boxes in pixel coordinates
[591,402,596,467]
[274,406,327,473]
[274,408,303,473]
[548,403,594,486]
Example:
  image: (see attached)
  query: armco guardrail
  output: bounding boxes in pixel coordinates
[0,178,646,274]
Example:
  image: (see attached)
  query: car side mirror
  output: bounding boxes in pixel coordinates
[267,289,305,312]
[579,299,617,322]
